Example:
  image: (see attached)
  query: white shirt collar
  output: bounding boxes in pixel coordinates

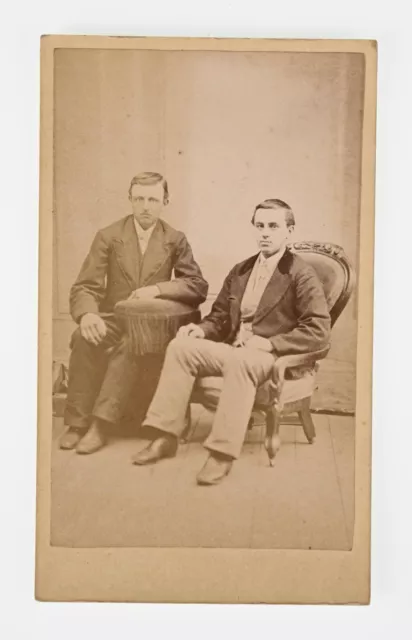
[257,247,286,273]
[133,218,157,239]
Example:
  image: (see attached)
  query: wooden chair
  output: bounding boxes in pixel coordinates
[183,241,356,465]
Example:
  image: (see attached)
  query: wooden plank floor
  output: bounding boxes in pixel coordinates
[50,411,354,550]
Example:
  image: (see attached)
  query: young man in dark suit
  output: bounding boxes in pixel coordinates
[132,199,331,485]
[60,172,208,454]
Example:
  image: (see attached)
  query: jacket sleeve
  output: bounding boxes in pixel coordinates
[197,268,235,342]
[155,234,208,305]
[69,231,109,323]
[269,266,331,356]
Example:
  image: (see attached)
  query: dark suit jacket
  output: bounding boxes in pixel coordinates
[70,215,208,323]
[198,249,331,357]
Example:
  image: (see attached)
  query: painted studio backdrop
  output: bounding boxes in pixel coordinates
[53,49,364,413]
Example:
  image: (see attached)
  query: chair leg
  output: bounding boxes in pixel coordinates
[298,397,316,444]
[180,404,195,444]
[264,406,281,467]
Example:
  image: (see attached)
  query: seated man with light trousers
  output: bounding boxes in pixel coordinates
[132,199,331,485]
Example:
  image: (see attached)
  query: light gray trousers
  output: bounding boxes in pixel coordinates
[143,336,275,458]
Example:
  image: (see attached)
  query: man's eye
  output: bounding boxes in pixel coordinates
[149,198,158,203]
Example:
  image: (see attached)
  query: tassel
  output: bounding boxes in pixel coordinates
[115,299,201,357]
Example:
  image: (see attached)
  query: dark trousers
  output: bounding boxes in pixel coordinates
[64,314,140,429]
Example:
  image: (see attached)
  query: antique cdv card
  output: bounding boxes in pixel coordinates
[36,35,376,603]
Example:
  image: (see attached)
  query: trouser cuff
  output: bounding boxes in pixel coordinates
[63,417,89,430]
[141,420,185,438]
[63,407,90,429]
[204,443,239,460]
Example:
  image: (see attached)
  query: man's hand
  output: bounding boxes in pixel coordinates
[176,323,205,339]
[80,313,107,346]
[244,335,273,353]
[128,285,160,300]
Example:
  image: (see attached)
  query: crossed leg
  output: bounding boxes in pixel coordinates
[142,336,275,459]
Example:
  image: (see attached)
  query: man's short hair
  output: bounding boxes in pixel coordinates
[251,198,295,227]
[128,172,169,204]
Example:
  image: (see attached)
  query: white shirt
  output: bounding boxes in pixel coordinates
[233,248,285,346]
[133,218,157,256]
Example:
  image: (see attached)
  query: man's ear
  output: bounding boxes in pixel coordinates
[287,225,295,236]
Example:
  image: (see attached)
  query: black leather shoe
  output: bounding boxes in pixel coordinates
[132,434,178,466]
[196,453,233,486]
[59,427,86,450]
[76,421,107,455]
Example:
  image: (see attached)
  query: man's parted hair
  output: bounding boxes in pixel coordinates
[128,172,169,204]
[251,198,295,227]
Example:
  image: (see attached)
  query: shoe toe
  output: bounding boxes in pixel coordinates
[59,429,83,450]
[76,428,106,455]
[196,456,233,485]
[132,437,178,465]
[131,449,152,465]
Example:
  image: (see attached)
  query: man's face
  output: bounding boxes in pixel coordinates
[253,207,294,257]
[129,182,165,229]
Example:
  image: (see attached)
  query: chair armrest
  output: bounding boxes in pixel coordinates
[271,345,330,402]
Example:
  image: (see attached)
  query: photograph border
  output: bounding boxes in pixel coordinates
[36,35,376,604]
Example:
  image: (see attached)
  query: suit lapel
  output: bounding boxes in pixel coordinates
[112,215,141,288]
[234,258,257,300]
[229,255,259,324]
[139,220,172,286]
[253,250,293,323]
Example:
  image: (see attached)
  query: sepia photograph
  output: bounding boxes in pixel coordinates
[36,36,376,603]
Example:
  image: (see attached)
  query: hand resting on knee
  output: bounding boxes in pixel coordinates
[80,313,107,346]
